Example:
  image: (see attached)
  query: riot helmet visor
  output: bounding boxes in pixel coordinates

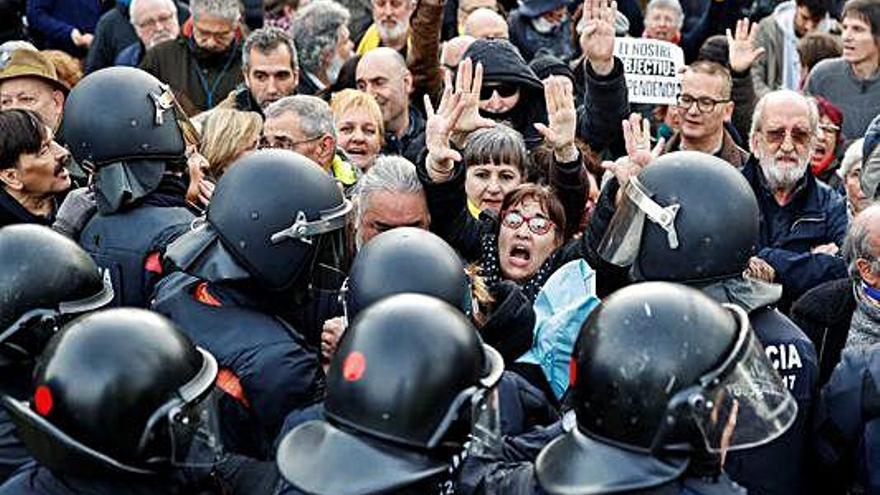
[136,348,222,468]
[0,269,114,362]
[598,177,680,266]
[651,305,797,454]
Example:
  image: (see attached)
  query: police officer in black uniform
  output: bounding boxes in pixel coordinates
[152,149,350,460]
[275,293,505,495]
[461,282,798,495]
[597,151,818,495]
[288,227,554,441]
[0,308,223,494]
[0,224,114,482]
[61,66,196,307]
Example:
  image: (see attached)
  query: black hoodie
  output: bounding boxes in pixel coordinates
[462,39,548,150]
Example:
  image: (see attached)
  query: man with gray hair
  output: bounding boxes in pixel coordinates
[642,0,683,43]
[843,204,880,347]
[114,0,181,67]
[290,0,354,95]
[140,0,243,115]
[743,89,848,307]
[262,95,360,191]
[218,27,298,114]
[354,155,430,248]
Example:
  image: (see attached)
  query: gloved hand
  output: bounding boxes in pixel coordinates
[52,187,97,238]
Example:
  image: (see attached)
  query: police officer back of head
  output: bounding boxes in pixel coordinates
[153,149,351,458]
[276,293,504,495]
[341,226,470,322]
[0,308,222,494]
[0,224,113,482]
[535,282,796,495]
[598,151,819,495]
[61,67,197,307]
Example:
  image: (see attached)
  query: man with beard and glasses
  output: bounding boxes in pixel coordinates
[290,0,354,96]
[218,27,299,115]
[140,0,243,115]
[744,89,848,309]
[357,0,415,56]
[114,0,181,68]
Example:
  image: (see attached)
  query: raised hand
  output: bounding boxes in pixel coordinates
[534,76,577,158]
[580,0,617,75]
[727,18,766,73]
[602,113,664,194]
[450,58,495,137]
[622,112,663,167]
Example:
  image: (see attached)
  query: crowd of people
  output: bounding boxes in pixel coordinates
[0,0,879,492]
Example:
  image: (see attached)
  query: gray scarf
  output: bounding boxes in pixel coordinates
[845,282,880,348]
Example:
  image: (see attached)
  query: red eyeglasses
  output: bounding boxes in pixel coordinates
[501,211,555,235]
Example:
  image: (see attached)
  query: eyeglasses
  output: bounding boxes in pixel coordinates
[501,211,555,235]
[761,127,812,148]
[192,24,235,43]
[135,12,175,29]
[818,123,840,134]
[675,94,729,113]
[480,84,518,101]
[259,134,321,151]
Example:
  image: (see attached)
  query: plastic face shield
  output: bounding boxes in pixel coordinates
[0,269,114,361]
[651,305,797,454]
[598,177,681,267]
[137,350,222,467]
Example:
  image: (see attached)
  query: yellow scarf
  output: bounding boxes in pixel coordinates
[356,24,412,56]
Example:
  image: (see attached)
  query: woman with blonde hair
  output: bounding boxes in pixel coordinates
[330,89,384,171]
[198,109,262,180]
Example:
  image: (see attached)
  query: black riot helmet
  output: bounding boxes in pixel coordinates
[598,151,759,283]
[2,308,220,477]
[277,294,504,495]
[0,225,113,366]
[165,149,352,292]
[61,67,189,214]
[535,282,797,495]
[342,227,470,321]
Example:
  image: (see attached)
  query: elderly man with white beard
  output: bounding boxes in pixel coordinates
[743,89,848,309]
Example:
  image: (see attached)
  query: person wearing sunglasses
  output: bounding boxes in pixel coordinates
[742,89,848,309]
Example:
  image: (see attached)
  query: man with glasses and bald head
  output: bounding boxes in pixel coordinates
[743,89,848,309]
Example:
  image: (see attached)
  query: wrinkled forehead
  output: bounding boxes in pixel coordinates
[0,76,53,96]
[132,0,175,21]
[760,97,812,129]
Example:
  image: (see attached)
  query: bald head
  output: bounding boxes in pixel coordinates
[356,46,412,135]
[441,35,476,72]
[464,8,508,39]
[358,46,407,74]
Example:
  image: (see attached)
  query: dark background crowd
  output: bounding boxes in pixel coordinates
[0,0,879,492]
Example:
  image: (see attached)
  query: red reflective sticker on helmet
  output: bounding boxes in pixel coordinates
[342,351,366,382]
[568,359,577,387]
[34,385,53,416]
